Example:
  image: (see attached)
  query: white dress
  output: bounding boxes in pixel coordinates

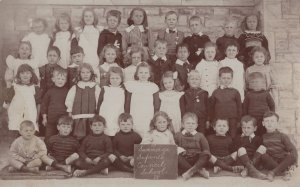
[22,32,50,67]
[8,84,38,131]
[99,86,125,136]
[53,31,71,69]
[159,91,184,133]
[125,81,159,137]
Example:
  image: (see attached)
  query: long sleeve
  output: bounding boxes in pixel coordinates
[147,29,155,54]
[199,135,210,155]
[97,32,106,56]
[112,136,122,157]
[121,31,129,54]
[124,91,132,113]
[96,88,105,114]
[153,92,160,113]
[3,86,15,103]
[65,85,76,113]
[78,138,88,159]
[267,93,275,112]
[203,91,209,120]
[103,137,113,158]
[34,137,47,159]
[179,94,186,117]
[9,139,26,163]
[141,132,153,144]
[282,133,298,161]
[269,67,277,88]
[40,90,50,115]
[209,93,216,121]
[243,95,249,115]
[34,86,42,105]
[235,91,242,120]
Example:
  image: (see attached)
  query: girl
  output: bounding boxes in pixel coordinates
[52,13,73,69]
[124,45,144,82]
[124,62,159,137]
[141,111,175,144]
[22,18,51,67]
[159,71,184,133]
[238,14,269,69]
[7,64,40,134]
[195,42,220,96]
[122,8,154,63]
[99,44,122,87]
[97,67,125,137]
[65,63,101,140]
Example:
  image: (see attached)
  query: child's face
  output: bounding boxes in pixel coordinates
[90,122,105,134]
[165,14,178,29]
[20,126,35,140]
[154,43,167,58]
[71,53,84,65]
[189,20,202,34]
[241,121,256,136]
[20,71,32,85]
[225,46,238,59]
[132,10,144,25]
[214,120,229,136]
[177,47,189,61]
[155,116,168,132]
[224,22,236,36]
[80,67,92,82]
[110,72,122,87]
[57,124,72,136]
[182,117,197,132]
[107,16,119,30]
[219,73,233,87]
[83,11,95,25]
[131,52,142,66]
[59,18,70,32]
[246,15,258,31]
[53,74,67,87]
[204,46,216,61]
[263,116,278,133]
[18,43,31,59]
[105,48,117,64]
[137,67,150,82]
[47,50,60,64]
[249,78,265,91]
[163,77,175,91]
[253,51,265,66]
[32,21,45,35]
[119,120,133,133]
[188,74,200,88]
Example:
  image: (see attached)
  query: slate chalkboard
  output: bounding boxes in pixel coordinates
[134,144,178,180]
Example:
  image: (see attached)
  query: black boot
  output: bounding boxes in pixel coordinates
[251,152,262,167]
[239,154,266,180]
[113,158,133,173]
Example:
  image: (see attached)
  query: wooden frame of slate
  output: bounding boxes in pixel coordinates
[134,144,178,180]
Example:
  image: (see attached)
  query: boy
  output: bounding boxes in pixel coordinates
[182,15,210,67]
[41,67,69,143]
[175,112,210,180]
[261,111,298,181]
[235,115,267,179]
[180,70,209,134]
[97,10,123,67]
[219,41,245,101]
[209,67,242,138]
[207,119,244,173]
[110,113,142,172]
[157,11,184,61]
[148,39,173,85]
[67,45,85,88]
[243,72,275,136]
[73,115,112,177]
[216,18,239,60]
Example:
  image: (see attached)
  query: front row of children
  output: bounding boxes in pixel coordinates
[8,111,297,182]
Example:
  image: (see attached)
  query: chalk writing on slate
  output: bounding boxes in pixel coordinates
[134,144,178,180]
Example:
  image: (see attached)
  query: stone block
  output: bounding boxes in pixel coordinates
[178,8,196,15]
[265,19,299,31]
[178,15,188,26]
[71,8,84,27]
[182,0,255,6]
[144,7,160,16]
[195,8,214,16]
[111,0,139,5]
[229,7,255,16]
[289,0,300,15]
[148,15,165,29]
[204,16,226,27]
[277,109,296,127]
[160,7,179,15]
[213,8,230,16]
[53,7,72,18]
[293,63,300,96]
[94,8,105,18]
[289,32,300,52]
[275,52,300,64]
[279,98,299,109]
[36,6,53,18]
[272,63,293,91]
[264,1,282,19]
[140,0,181,6]
[275,38,289,52]
[14,6,36,31]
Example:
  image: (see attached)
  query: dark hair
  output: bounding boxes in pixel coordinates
[224,40,240,53]
[47,46,61,58]
[176,43,190,54]
[149,111,174,134]
[70,45,84,55]
[182,112,198,123]
[52,66,68,79]
[154,39,168,48]
[57,115,73,127]
[54,13,73,41]
[106,66,124,86]
[127,8,148,31]
[188,15,202,26]
[241,13,261,32]
[80,8,98,28]
[91,115,106,127]
[76,63,96,83]
[263,111,279,121]
[15,64,38,85]
[32,18,48,30]
[250,46,270,65]
[160,71,183,91]
[219,66,233,77]
[241,115,257,127]
[118,113,133,124]
[201,42,220,61]
[126,45,145,65]
[134,62,154,81]
[20,120,35,131]
[17,41,32,59]
[106,10,122,25]
[99,44,120,64]
[213,118,229,128]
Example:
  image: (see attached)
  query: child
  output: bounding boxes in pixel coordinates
[99,44,122,87]
[41,67,69,143]
[111,113,142,172]
[173,43,193,90]
[159,71,184,133]
[52,13,73,69]
[124,45,144,82]
[73,115,112,177]
[209,67,242,138]
[219,41,245,101]
[22,18,50,67]
[141,111,175,144]
[67,46,85,88]
[260,112,298,181]
[238,14,269,69]
[243,72,275,136]
[39,46,62,97]
[97,10,123,68]
[216,18,239,60]
[235,115,267,179]
[124,62,159,137]
[97,67,125,137]
[207,119,243,174]
[157,11,184,61]
[122,7,154,62]
[195,42,220,96]
[180,70,209,134]
[175,112,210,180]
[148,39,173,85]
[65,63,101,140]
[182,15,210,66]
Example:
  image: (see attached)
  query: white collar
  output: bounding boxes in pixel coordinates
[220,85,232,89]
[101,62,119,72]
[77,81,96,88]
[182,129,197,135]
[190,32,203,36]
[166,28,177,33]
[125,25,145,33]
[241,133,255,139]
[152,55,167,61]
[68,63,80,68]
[175,59,189,66]
[245,30,261,34]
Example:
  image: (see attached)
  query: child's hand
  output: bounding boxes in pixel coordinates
[93,157,101,165]
[42,118,47,126]
[85,157,93,164]
[114,40,120,48]
[120,155,129,162]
